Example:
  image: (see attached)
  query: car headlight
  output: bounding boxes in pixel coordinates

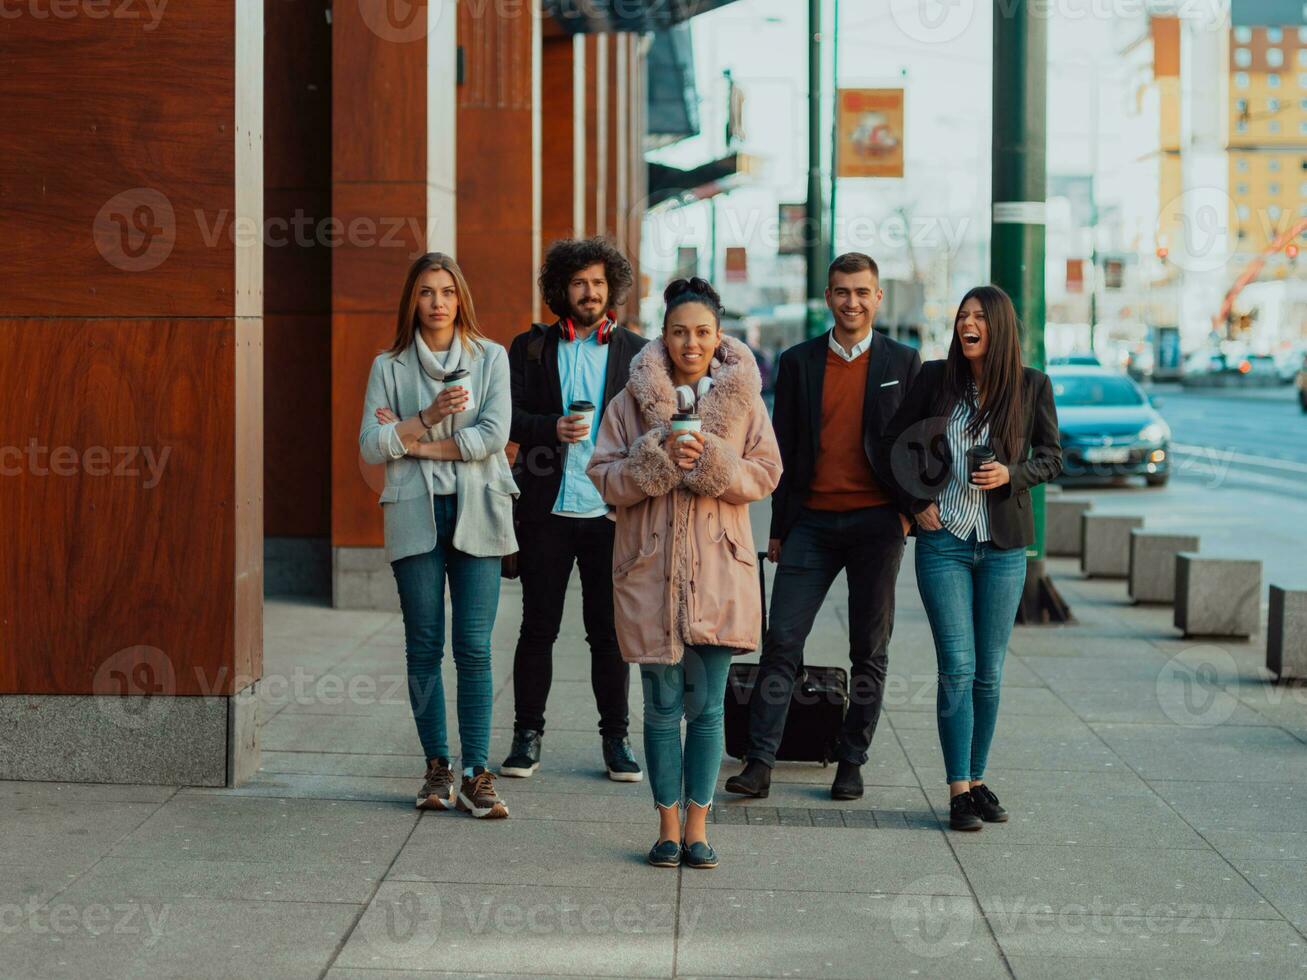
[1138,422,1169,444]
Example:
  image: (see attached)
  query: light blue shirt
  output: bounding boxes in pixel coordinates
[552,330,610,518]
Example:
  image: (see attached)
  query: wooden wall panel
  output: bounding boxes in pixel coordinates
[331,0,427,183]
[332,183,427,314]
[264,315,332,537]
[458,9,539,346]
[0,7,237,318]
[542,35,578,249]
[0,319,244,695]
[330,0,429,552]
[331,313,394,549]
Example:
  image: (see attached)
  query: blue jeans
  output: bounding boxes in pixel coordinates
[914,527,1026,784]
[391,494,501,768]
[640,645,735,810]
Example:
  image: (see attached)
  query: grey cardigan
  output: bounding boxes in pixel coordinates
[359,337,519,563]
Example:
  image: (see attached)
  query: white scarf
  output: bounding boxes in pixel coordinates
[414,329,464,444]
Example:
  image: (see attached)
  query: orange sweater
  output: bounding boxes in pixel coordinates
[806,348,889,511]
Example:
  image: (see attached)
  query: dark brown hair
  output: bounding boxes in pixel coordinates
[386,253,487,357]
[662,276,723,330]
[940,284,1026,459]
[827,251,879,287]
[538,237,634,319]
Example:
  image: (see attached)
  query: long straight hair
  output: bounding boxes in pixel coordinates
[386,253,488,357]
[940,284,1026,459]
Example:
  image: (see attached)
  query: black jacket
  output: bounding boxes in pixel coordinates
[508,321,648,522]
[769,330,923,543]
[877,359,1062,550]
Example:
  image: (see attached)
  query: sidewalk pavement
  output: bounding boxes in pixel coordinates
[3,507,1307,979]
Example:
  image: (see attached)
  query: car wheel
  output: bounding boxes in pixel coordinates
[1145,474,1168,488]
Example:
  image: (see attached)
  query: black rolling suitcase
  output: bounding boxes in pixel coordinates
[723,553,848,764]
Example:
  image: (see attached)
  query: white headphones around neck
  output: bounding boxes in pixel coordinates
[674,375,714,412]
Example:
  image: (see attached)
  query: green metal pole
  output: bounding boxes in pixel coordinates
[828,0,839,269]
[991,0,1070,623]
[805,0,827,339]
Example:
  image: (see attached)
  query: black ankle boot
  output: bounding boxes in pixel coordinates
[830,761,864,801]
[724,759,771,798]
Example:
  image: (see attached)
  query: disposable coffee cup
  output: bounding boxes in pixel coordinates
[966,445,996,487]
[442,368,474,413]
[568,400,596,436]
[671,412,701,443]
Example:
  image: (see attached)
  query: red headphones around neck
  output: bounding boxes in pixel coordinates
[561,314,615,344]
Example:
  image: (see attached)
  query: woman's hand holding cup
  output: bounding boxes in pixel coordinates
[665,428,703,470]
[425,385,468,425]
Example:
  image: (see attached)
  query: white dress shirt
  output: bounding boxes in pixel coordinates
[828,329,873,362]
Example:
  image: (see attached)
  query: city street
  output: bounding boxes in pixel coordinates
[1059,383,1307,592]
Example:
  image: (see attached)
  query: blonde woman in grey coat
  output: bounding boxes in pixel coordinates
[361,253,517,820]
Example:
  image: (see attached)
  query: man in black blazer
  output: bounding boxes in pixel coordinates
[504,238,648,783]
[726,253,921,801]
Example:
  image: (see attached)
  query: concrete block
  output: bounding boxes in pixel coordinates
[334,548,401,611]
[1174,554,1261,638]
[334,545,390,573]
[1267,586,1307,680]
[0,694,228,785]
[1080,514,1144,578]
[1129,530,1200,603]
[1047,498,1093,557]
[227,681,261,787]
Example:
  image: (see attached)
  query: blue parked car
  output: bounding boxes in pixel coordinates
[1050,367,1171,488]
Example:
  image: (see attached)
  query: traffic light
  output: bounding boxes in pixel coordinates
[1156,246,1168,262]
[1287,242,1299,262]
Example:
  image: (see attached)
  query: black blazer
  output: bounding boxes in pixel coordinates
[877,360,1062,551]
[769,330,923,543]
[508,321,648,522]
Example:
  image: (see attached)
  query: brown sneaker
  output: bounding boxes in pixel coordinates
[416,757,455,811]
[457,768,509,819]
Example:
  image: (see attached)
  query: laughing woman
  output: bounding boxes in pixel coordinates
[587,278,781,870]
[359,252,518,820]
[880,285,1061,832]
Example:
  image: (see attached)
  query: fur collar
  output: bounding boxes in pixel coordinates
[626,335,760,437]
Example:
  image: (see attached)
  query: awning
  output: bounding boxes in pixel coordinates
[646,152,757,209]
[647,26,698,147]
[546,0,742,33]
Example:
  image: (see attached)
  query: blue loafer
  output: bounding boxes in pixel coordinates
[647,839,682,868]
[682,839,718,870]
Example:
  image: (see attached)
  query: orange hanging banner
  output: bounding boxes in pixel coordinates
[835,88,905,179]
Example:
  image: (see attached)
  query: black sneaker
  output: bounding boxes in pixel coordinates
[949,791,983,832]
[500,728,542,778]
[830,761,864,801]
[970,784,1008,823]
[602,737,644,783]
[724,759,771,798]
[416,757,455,811]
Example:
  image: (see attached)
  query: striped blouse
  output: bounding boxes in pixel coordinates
[938,386,991,543]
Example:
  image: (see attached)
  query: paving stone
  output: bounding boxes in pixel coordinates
[1129,529,1200,603]
[1081,514,1144,578]
[1175,554,1262,638]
